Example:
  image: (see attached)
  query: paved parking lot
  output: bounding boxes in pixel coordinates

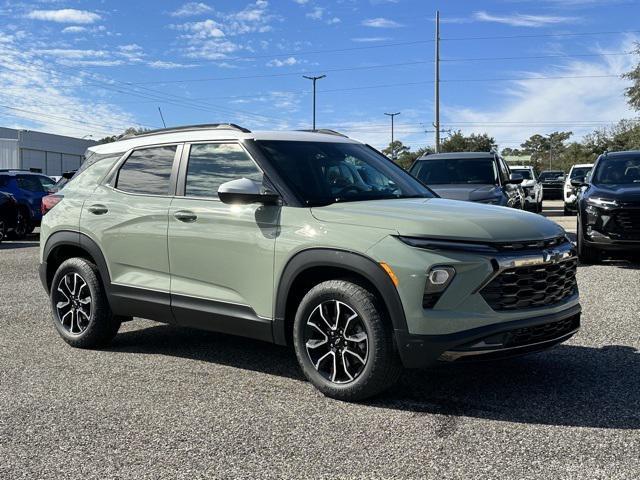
[1,202,639,479]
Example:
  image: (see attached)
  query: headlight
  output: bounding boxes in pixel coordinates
[586,197,618,208]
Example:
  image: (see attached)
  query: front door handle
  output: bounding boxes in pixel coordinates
[88,204,108,215]
[174,210,197,223]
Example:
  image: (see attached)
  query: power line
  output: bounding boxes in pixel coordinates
[442,29,640,41]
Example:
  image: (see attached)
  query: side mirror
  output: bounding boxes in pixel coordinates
[570,176,586,188]
[508,173,524,184]
[218,178,280,205]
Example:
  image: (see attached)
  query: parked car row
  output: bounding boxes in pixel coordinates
[0,169,76,243]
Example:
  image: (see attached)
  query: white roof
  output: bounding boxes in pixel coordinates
[570,163,594,169]
[510,165,534,170]
[88,127,359,155]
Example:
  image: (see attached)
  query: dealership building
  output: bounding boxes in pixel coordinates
[0,127,96,176]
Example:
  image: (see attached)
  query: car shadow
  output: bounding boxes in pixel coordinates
[0,240,39,250]
[110,324,639,430]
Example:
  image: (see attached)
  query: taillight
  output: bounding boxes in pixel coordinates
[42,194,63,215]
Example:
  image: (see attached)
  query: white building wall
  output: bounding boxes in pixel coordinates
[0,139,19,170]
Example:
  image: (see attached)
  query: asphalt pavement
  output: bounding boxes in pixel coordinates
[1,203,639,479]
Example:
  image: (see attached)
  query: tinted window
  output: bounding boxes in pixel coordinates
[539,171,564,181]
[116,146,176,195]
[0,175,9,187]
[256,141,433,206]
[592,156,640,185]
[16,175,54,192]
[185,143,262,198]
[512,169,532,180]
[412,158,498,185]
[570,167,592,179]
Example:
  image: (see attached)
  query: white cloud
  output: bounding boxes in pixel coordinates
[267,56,298,67]
[351,37,390,42]
[148,60,196,69]
[443,37,638,147]
[174,19,225,39]
[26,9,101,24]
[40,49,109,59]
[306,7,324,20]
[362,17,403,28]
[473,11,579,28]
[0,32,138,137]
[170,2,213,17]
[327,17,341,25]
[293,0,310,4]
[61,26,87,34]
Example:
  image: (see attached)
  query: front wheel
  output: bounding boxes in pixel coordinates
[577,216,600,264]
[50,257,121,348]
[293,280,402,401]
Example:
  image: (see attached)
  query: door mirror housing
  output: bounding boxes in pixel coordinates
[570,176,587,188]
[508,173,524,184]
[218,178,280,205]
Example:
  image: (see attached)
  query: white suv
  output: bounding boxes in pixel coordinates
[564,163,593,215]
[510,166,543,213]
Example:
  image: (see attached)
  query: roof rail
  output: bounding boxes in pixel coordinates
[297,129,349,138]
[122,123,251,139]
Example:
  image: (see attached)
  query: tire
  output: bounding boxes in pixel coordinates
[9,208,30,239]
[293,280,402,401]
[0,219,5,243]
[577,216,600,264]
[50,257,121,348]
[537,201,543,214]
[563,206,571,216]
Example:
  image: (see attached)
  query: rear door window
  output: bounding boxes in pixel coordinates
[116,145,177,196]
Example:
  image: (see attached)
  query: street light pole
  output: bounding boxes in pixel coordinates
[384,112,401,159]
[303,74,326,130]
[434,10,441,153]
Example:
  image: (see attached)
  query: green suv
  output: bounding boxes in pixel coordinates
[39,124,581,401]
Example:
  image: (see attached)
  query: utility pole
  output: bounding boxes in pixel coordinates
[434,10,441,153]
[384,112,401,159]
[303,74,326,130]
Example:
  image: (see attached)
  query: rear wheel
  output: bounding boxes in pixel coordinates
[50,257,121,348]
[577,216,600,264]
[9,209,30,239]
[293,280,402,401]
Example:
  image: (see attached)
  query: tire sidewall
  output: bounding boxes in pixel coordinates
[50,259,104,343]
[293,284,381,394]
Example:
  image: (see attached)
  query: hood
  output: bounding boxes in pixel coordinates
[311,198,564,242]
[428,184,501,202]
[521,179,536,188]
[590,184,640,202]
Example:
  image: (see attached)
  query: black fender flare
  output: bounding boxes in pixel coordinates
[42,230,112,293]
[272,248,408,345]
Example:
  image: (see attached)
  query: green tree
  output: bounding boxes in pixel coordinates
[382,141,433,169]
[622,42,640,111]
[520,131,573,171]
[440,130,496,152]
[97,127,149,144]
[382,140,409,160]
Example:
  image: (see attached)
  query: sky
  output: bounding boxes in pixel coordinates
[0,0,638,150]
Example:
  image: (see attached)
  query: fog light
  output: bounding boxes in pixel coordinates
[429,269,451,285]
[423,266,456,309]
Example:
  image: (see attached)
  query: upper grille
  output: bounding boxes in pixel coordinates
[493,235,568,252]
[480,258,578,311]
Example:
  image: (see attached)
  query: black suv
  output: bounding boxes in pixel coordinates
[409,152,525,208]
[539,170,565,200]
[575,151,640,262]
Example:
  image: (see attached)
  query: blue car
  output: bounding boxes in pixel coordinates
[0,170,56,238]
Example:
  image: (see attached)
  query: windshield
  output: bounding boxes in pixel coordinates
[16,174,56,193]
[592,156,640,185]
[411,158,498,185]
[570,167,592,179]
[512,169,532,180]
[539,171,564,181]
[255,141,434,206]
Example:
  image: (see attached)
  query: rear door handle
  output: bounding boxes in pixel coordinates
[88,204,108,215]
[174,210,197,223]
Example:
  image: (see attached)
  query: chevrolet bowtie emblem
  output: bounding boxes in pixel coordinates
[543,249,562,264]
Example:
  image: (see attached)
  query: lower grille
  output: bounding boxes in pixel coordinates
[481,258,578,311]
[610,208,640,240]
[502,315,579,348]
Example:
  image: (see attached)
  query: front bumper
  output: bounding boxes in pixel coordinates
[584,229,640,251]
[395,303,581,368]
